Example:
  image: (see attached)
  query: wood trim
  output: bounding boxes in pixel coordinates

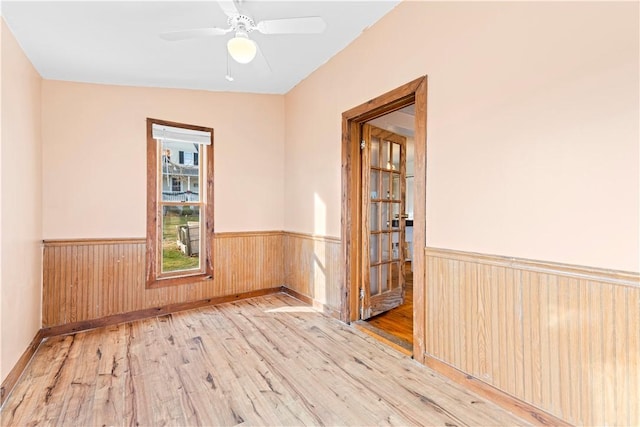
[41,287,282,338]
[424,355,571,427]
[43,238,146,246]
[145,118,214,289]
[283,231,341,244]
[426,247,640,288]
[43,232,292,245]
[412,77,427,363]
[340,76,427,324]
[281,286,341,319]
[353,322,412,356]
[0,329,45,407]
[342,77,424,122]
[216,231,285,238]
[341,76,428,339]
[145,272,213,289]
[342,118,361,322]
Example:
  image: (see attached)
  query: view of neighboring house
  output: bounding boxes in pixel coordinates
[161,142,200,202]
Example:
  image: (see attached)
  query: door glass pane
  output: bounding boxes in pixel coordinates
[370,234,379,264]
[381,233,390,261]
[390,262,400,290]
[392,175,400,200]
[162,205,201,273]
[380,264,389,293]
[392,142,401,171]
[381,139,390,170]
[370,203,380,231]
[392,232,400,259]
[371,137,380,168]
[370,266,379,295]
[382,173,390,199]
[391,204,400,229]
[370,170,379,200]
[381,203,390,230]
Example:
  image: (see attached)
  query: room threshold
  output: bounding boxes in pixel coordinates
[353,321,412,356]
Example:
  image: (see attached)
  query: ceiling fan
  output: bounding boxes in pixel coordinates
[160,0,327,66]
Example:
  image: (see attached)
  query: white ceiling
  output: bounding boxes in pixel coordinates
[1,1,400,94]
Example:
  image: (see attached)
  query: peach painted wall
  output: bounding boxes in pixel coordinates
[41,81,284,238]
[1,20,43,383]
[284,1,639,272]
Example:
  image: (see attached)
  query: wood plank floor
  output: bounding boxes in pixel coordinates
[1,293,529,426]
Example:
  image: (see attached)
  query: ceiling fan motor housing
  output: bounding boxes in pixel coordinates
[227,15,255,33]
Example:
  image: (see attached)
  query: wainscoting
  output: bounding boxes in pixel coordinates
[424,247,640,427]
[40,235,639,425]
[42,232,284,327]
[283,232,342,317]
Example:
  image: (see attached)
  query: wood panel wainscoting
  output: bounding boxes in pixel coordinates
[283,232,342,318]
[42,232,285,328]
[423,247,640,427]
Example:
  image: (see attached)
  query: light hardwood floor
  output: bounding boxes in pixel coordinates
[1,293,529,426]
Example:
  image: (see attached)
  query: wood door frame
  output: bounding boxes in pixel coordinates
[341,76,427,362]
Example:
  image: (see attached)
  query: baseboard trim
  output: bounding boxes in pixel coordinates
[0,329,45,407]
[281,286,341,319]
[41,287,283,338]
[1,287,284,408]
[424,354,571,427]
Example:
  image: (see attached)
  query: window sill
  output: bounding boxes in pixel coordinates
[146,272,212,289]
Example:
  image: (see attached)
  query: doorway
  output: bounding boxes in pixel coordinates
[341,76,427,362]
[360,113,416,353]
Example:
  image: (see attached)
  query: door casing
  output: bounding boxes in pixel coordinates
[340,76,427,362]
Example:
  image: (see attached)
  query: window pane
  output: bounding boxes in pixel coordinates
[370,137,380,168]
[161,140,200,202]
[370,266,379,295]
[392,232,400,259]
[380,264,389,292]
[381,233,389,261]
[161,205,201,273]
[392,142,401,171]
[382,173,390,199]
[370,170,379,200]
[392,204,400,229]
[370,234,379,264]
[390,262,400,290]
[381,139,390,169]
[370,203,380,231]
[392,175,400,200]
[381,203,390,230]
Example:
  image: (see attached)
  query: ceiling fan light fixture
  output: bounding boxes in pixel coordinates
[227,31,257,64]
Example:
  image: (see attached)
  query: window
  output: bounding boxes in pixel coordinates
[146,118,214,288]
[171,177,182,192]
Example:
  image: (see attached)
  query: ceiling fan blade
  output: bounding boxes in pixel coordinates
[255,17,326,34]
[217,0,239,17]
[160,27,230,41]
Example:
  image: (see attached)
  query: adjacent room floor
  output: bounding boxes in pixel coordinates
[358,262,413,354]
[1,293,528,426]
